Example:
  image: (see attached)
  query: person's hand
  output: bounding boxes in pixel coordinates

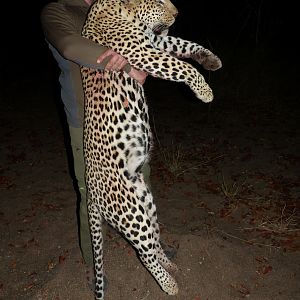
[96,49,128,71]
[128,68,148,85]
[96,49,148,85]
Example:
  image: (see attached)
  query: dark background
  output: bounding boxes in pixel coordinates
[1,1,299,169]
[3,0,299,104]
[1,0,299,145]
[1,2,299,298]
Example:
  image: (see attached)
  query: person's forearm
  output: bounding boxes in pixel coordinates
[46,30,132,72]
[40,3,131,71]
[57,34,109,69]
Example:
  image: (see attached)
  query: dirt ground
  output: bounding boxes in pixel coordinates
[1,39,300,300]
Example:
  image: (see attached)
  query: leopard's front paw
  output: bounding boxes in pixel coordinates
[192,50,222,71]
[202,53,222,71]
[189,82,213,103]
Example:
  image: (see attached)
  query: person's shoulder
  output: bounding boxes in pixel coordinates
[41,0,87,16]
[43,1,66,11]
[41,1,66,19]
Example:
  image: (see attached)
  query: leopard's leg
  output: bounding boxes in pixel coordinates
[87,200,104,300]
[146,32,222,71]
[118,199,178,295]
[147,200,178,273]
[120,126,178,293]
[126,131,178,272]
[135,178,178,273]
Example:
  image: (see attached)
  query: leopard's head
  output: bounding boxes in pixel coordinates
[129,0,178,34]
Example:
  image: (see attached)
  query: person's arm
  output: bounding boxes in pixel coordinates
[40,2,131,71]
[41,2,148,84]
[95,49,148,84]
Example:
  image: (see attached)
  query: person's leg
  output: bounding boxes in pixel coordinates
[69,126,94,267]
[141,161,151,189]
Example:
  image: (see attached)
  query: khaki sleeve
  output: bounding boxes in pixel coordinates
[40,2,131,72]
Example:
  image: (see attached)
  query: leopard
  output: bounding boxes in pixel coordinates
[80,0,222,299]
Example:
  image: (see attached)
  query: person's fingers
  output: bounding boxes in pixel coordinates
[139,72,148,85]
[128,68,148,85]
[96,49,114,64]
[118,58,128,70]
[109,55,127,71]
[105,54,119,70]
[97,49,128,71]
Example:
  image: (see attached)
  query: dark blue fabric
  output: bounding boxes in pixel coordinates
[48,43,81,127]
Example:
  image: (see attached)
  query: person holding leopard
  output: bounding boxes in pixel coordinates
[40,0,178,293]
[42,0,222,298]
[40,0,150,290]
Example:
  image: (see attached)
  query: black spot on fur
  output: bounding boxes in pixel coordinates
[118,142,125,150]
[118,159,124,168]
[136,215,143,222]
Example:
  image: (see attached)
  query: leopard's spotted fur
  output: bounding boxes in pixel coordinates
[80,0,222,298]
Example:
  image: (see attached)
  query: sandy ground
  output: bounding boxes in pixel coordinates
[1,42,300,300]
